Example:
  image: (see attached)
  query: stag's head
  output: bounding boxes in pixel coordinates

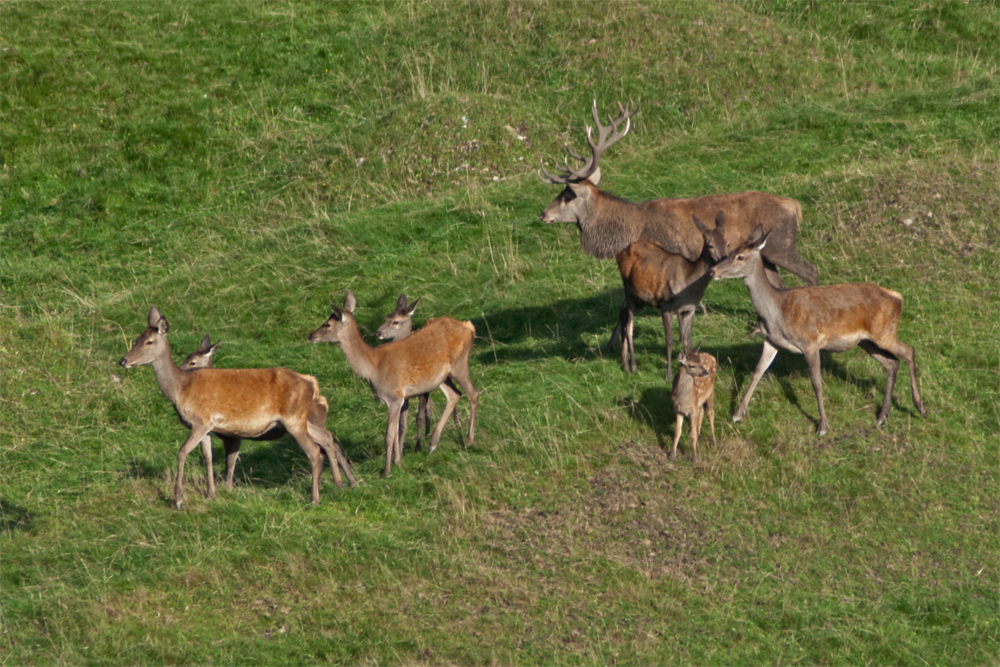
[538,100,638,224]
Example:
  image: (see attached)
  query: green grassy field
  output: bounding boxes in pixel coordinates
[2,1,998,664]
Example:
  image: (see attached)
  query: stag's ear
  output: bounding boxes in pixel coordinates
[567,181,594,200]
[394,293,408,310]
[587,166,601,186]
[402,297,419,317]
[344,291,357,314]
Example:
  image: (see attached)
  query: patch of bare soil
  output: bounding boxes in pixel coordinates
[478,438,756,588]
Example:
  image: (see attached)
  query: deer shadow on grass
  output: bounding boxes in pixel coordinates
[0,499,36,533]
[124,433,372,501]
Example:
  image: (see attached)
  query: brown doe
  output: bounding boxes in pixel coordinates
[710,226,927,435]
[179,334,219,370]
[671,343,717,463]
[309,291,479,477]
[120,306,356,509]
[375,294,461,452]
[609,211,730,380]
[538,100,818,288]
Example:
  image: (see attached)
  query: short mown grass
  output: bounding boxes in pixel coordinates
[2,1,998,664]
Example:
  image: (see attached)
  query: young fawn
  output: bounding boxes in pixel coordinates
[375,294,461,452]
[609,211,730,380]
[670,343,717,463]
[710,225,927,435]
[309,291,479,477]
[120,306,356,509]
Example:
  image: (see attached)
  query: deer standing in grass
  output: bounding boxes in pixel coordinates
[671,343,717,463]
[710,226,927,435]
[610,211,731,380]
[375,294,461,452]
[120,307,356,509]
[309,291,479,477]
[538,101,818,289]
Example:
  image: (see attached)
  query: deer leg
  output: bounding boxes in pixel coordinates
[690,406,702,464]
[199,434,217,500]
[706,394,717,448]
[661,309,674,381]
[428,382,462,454]
[308,421,356,488]
[384,401,404,477]
[734,340,779,423]
[608,303,626,352]
[622,303,637,373]
[670,414,684,460]
[803,348,828,436]
[396,399,409,464]
[858,340,900,426]
[288,422,325,505]
[877,338,927,419]
[414,394,427,452]
[175,425,212,510]
[448,364,479,449]
[222,436,241,490]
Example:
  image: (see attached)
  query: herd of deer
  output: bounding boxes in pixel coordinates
[120,102,927,509]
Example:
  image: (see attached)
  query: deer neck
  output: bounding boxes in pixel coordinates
[337,315,381,383]
[742,253,785,324]
[579,192,640,260]
[149,337,187,405]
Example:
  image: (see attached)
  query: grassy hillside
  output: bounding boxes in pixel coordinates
[2,1,997,664]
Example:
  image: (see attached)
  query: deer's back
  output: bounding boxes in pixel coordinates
[776,283,903,351]
[617,242,705,305]
[369,316,475,396]
[179,367,318,436]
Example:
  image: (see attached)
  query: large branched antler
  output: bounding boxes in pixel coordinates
[538,100,639,185]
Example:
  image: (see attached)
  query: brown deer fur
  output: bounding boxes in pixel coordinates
[375,294,461,452]
[710,226,927,435]
[671,344,717,463]
[120,307,356,510]
[309,291,479,477]
[610,211,730,380]
[540,179,818,288]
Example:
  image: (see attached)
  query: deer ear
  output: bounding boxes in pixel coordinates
[148,306,170,335]
[567,181,593,199]
[745,223,765,245]
[691,213,708,235]
[329,304,343,321]
[691,341,702,356]
[714,210,726,230]
[395,293,408,310]
[587,166,601,186]
[196,334,212,354]
[344,291,357,314]
[755,230,770,252]
[403,296,419,316]
[206,342,220,358]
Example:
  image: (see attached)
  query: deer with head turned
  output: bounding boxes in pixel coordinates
[309,291,479,477]
[120,307,357,509]
[375,294,462,453]
[609,210,731,381]
[538,100,818,289]
[671,342,717,463]
[179,334,219,370]
[710,226,927,435]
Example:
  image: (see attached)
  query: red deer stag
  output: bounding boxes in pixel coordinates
[309,291,479,477]
[671,343,717,463]
[120,307,356,509]
[538,100,818,288]
[375,294,462,452]
[609,211,730,380]
[710,226,927,435]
